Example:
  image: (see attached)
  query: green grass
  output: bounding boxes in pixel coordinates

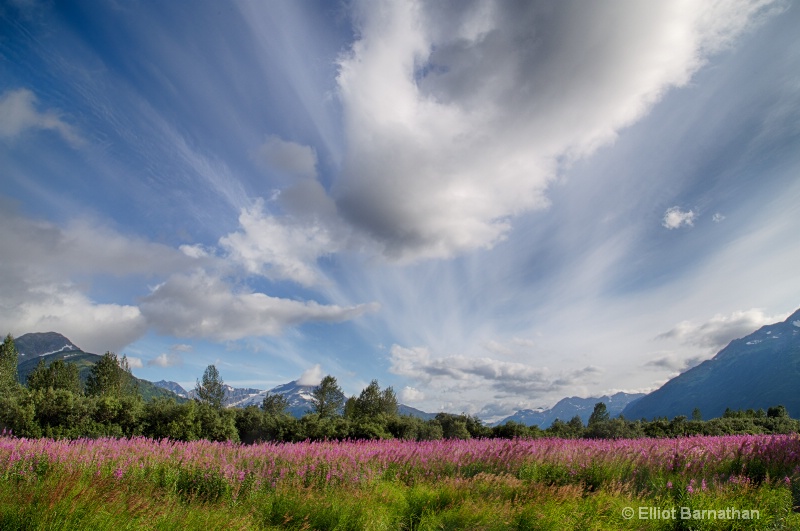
[1,465,797,530]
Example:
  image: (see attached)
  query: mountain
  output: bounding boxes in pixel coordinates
[153,380,189,398]
[622,308,800,421]
[496,392,645,428]
[14,332,185,402]
[223,381,318,416]
[191,379,437,420]
[15,332,79,359]
[398,404,437,420]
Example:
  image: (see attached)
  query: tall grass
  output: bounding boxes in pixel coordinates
[1,433,799,530]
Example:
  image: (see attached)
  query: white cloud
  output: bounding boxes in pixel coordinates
[147,351,183,368]
[179,244,212,259]
[400,386,424,402]
[712,212,726,223]
[657,308,785,350]
[8,282,147,355]
[0,88,83,146]
[255,135,318,179]
[662,206,697,229]
[126,356,144,369]
[139,270,379,341]
[297,364,324,386]
[0,207,188,353]
[334,0,777,261]
[220,199,339,286]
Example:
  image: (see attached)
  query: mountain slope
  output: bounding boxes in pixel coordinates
[622,308,800,421]
[15,332,79,359]
[153,380,189,398]
[15,332,185,402]
[496,392,645,428]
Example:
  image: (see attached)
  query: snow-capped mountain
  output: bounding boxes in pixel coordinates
[496,392,645,428]
[231,381,319,417]
[154,379,319,416]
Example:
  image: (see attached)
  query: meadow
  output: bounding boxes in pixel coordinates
[2,433,800,530]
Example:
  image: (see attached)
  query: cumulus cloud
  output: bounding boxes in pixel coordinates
[334,0,776,260]
[389,344,600,397]
[255,135,318,179]
[297,364,324,386]
[147,351,184,368]
[656,308,785,350]
[712,212,726,223]
[9,284,147,355]
[0,88,83,146]
[126,356,144,369]
[662,206,697,229]
[0,207,189,353]
[220,199,339,286]
[400,386,425,402]
[139,270,379,341]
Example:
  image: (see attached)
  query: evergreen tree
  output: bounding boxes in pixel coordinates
[588,402,610,427]
[195,364,226,410]
[352,379,399,418]
[0,334,19,394]
[86,352,125,397]
[27,359,81,394]
[310,375,344,418]
[261,393,289,416]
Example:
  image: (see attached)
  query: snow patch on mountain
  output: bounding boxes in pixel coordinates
[38,344,78,357]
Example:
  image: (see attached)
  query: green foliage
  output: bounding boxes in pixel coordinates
[310,375,344,419]
[85,352,135,399]
[195,402,239,443]
[143,398,201,441]
[195,364,225,410]
[768,405,789,418]
[351,380,398,419]
[261,393,288,416]
[588,402,610,426]
[26,359,82,394]
[0,335,19,395]
[0,391,40,437]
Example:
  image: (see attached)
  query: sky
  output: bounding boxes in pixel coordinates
[1,0,799,422]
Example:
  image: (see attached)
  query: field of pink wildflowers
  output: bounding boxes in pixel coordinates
[2,433,799,529]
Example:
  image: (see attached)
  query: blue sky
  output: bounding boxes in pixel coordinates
[2,0,799,421]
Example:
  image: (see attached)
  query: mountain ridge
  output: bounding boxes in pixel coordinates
[622,308,800,420]
[494,392,645,428]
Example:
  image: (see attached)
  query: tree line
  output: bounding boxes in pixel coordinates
[1,335,798,443]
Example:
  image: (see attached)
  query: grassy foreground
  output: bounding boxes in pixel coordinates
[1,434,799,530]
